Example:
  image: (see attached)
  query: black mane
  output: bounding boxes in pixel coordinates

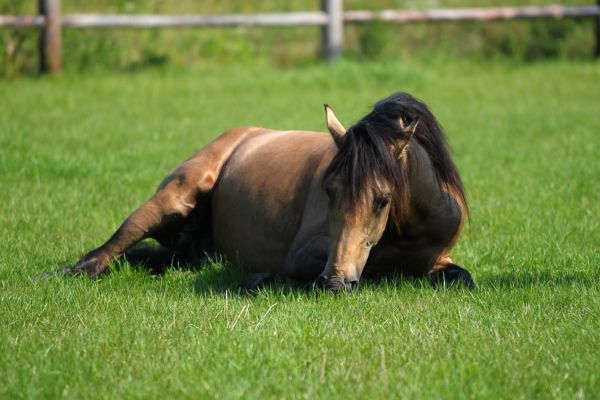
[323,92,467,228]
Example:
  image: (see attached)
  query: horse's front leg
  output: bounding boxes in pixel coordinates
[238,236,329,291]
[428,254,475,288]
[62,181,198,278]
[286,236,329,283]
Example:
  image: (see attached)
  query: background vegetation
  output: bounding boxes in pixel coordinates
[1,0,598,77]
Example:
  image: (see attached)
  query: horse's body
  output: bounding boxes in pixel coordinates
[195,128,338,279]
[59,93,473,289]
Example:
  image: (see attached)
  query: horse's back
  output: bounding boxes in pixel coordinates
[157,126,268,192]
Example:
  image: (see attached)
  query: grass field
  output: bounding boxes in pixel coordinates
[1,59,599,398]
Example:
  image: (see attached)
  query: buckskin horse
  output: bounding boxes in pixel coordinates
[54,92,473,291]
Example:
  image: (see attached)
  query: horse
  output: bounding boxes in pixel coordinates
[54,92,473,291]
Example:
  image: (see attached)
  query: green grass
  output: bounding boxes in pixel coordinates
[1,59,599,399]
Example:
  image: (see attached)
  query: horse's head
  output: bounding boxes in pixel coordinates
[319,105,417,292]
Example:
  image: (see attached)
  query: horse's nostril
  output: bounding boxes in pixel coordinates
[317,274,328,288]
[317,275,346,292]
[346,279,360,291]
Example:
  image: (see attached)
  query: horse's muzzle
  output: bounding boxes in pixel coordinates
[317,274,360,293]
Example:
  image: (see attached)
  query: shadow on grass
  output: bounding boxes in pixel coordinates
[122,244,474,296]
[113,243,599,294]
[187,267,599,297]
[188,267,448,298]
[121,243,312,297]
[191,265,317,298]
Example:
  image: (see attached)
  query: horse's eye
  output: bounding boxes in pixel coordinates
[325,187,334,199]
[375,197,390,212]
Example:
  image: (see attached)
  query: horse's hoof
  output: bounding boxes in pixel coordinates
[32,270,57,281]
[59,265,82,276]
[70,254,110,278]
[32,265,84,281]
[238,272,275,291]
[431,264,475,289]
[34,258,109,281]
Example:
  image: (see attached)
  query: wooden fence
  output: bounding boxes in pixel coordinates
[1,0,599,75]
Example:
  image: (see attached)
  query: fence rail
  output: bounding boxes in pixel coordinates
[1,1,599,75]
[345,5,600,22]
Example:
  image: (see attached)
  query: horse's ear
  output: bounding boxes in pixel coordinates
[324,104,346,148]
[397,118,419,159]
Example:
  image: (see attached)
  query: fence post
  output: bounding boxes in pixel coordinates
[321,0,343,62]
[39,0,61,75]
[596,0,600,57]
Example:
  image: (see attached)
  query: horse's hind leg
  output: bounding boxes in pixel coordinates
[59,127,264,278]
[60,178,202,277]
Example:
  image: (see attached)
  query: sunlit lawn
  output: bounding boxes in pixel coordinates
[1,59,599,398]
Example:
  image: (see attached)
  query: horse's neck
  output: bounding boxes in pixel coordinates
[406,142,445,209]
[379,143,446,245]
